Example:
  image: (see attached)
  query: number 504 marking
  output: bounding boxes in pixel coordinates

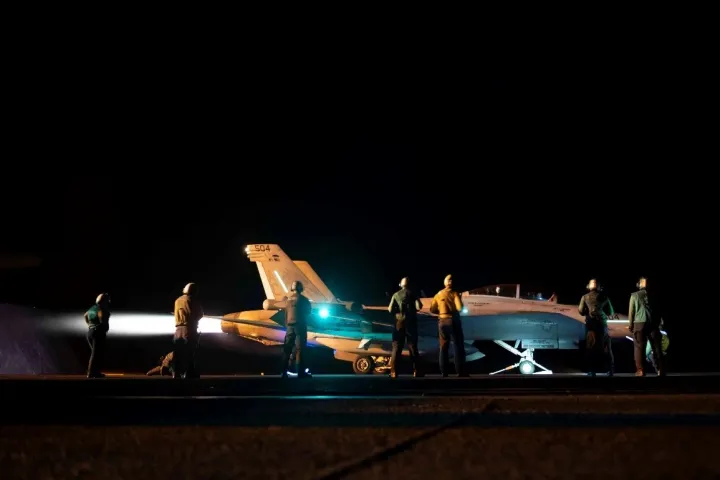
[254,245,271,252]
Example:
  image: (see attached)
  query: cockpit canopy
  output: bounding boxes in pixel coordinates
[466,284,552,301]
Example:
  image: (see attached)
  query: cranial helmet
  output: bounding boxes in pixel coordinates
[291,280,304,293]
[183,282,196,295]
[96,292,110,304]
[586,278,598,290]
[444,275,452,287]
[637,276,647,289]
[399,277,408,288]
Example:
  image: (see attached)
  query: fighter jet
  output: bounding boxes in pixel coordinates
[250,244,631,375]
[215,244,484,374]
[415,284,630,375]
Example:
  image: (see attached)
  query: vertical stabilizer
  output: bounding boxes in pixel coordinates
[245,244,330,303]
[294,261,337,302]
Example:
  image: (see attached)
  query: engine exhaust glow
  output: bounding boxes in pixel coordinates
[43,312,223,336]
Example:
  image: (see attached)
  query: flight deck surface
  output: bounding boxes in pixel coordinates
[3,373,720,477]
[2,372,719,401]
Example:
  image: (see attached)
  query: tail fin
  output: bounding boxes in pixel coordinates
[293,260,337,302]
[548,293,557,303]
[245,244,330,303]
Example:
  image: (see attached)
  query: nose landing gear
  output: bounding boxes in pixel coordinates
[489,340,552,375]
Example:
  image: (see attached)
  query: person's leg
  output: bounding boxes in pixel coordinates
[632,325,648,375]
[390,321,406,377]
[438,319,452,377]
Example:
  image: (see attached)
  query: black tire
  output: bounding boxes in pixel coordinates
[352,356,374,374]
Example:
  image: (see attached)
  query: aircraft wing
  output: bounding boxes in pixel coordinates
[236,335,284,346]
[204,315,278,329]
[361,305,388,312]
[309,329,394,347]
[362,304,438,319]
[204,315,286,346]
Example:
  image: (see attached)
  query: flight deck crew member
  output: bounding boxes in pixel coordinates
[430,274,468,377]
[172,282,204,379]
[646,331,669,374]
[282,280,312,378]
[578,278,615,376]
[629,276,666,376]
[84,293,111,378]
[146,352,174,376]
[388,277,424,378]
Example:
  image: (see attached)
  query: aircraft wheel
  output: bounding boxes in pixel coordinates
[519,360,535,375]
[353,356,375,374]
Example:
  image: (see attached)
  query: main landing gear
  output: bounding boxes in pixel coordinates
[489,340,552,375]
[352,355,391,374]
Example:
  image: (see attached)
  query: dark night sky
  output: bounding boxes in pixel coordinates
[0,46,711,361]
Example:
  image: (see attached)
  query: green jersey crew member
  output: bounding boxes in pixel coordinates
[578,278,615,376]
[629,276,666,376]
[388,277,424,378]
[282,280,312,378]
[84,293,111,378]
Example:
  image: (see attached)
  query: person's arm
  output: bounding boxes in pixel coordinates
[578,296,586,316]
[430,295,439,314]
[174,298,188,326]
[84,311,89,325]
[606,298,615,317]
[303,297,313,321]
[453,292,463,313]
[388,294,397,314]
[415,297,423,311]
[628,294,636,330]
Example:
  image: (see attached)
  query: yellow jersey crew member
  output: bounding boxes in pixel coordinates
[430,275,468,377]
[173,282,204,379]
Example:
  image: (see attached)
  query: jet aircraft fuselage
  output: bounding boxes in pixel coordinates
[219,305,481,374]
[236,244,630,375]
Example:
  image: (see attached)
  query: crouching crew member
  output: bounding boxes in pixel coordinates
[146,352,174,376]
